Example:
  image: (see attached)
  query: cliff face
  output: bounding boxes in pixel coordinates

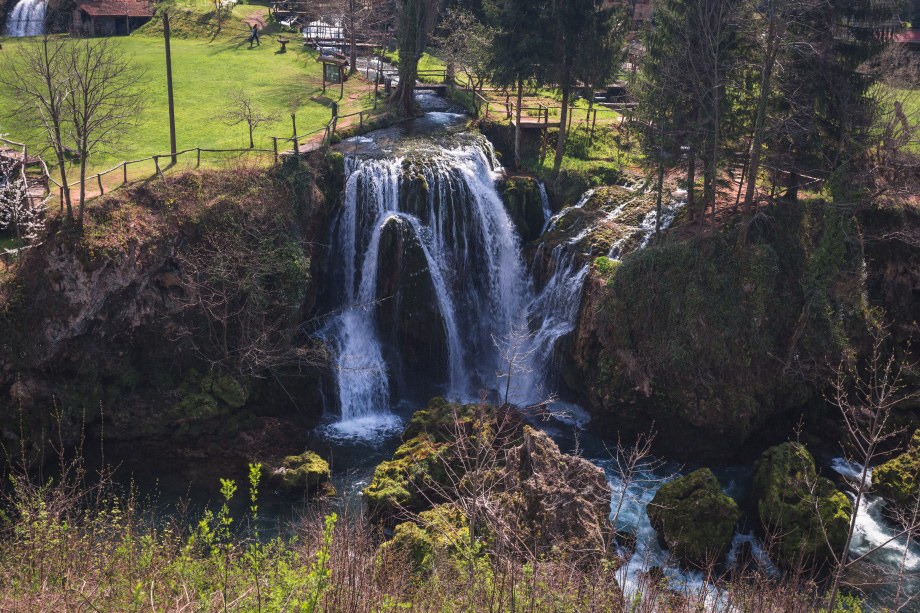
[0,157,340,449]
[564,203,920,459]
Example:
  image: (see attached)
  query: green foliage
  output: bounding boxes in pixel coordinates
[873,430,920,509]
[593,256,620,278]
[647,468,740,568]
[578,204,869,455]
[752,443,852,568]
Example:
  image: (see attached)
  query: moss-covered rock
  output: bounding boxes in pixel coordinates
[498,176,547,243]
[264,450,333,495]
[201,372,249,409]
[647,468,740,568]
[874,430,920,509]
[169,370,250,433]
[379,503,471,573]
[566,204,870,459]
[363,432,449,520]
[752,443,852,568]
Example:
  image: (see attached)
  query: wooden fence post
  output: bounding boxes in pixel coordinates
[196,148,201,167]
[359,111,364,130]
[123,162,128,185]
[154,156,161,176]
[97,174,104,195]
[272,137,278,164]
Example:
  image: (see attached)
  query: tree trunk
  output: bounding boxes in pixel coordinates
[393,0,432,117]
[78,155,87,226]
[744,14,778,208]
[349,20,358,75]
[686,148,696,218]
[514,79,523,170]
[249,126,255,149]
[553,82,571,176]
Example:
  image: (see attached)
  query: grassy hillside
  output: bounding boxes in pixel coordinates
[0,9,377,176]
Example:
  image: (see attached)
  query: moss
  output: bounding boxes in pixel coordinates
[380,504,470,573]
[264,451,332,493]
[647,468,739,568]
[170,393,222,422]
[593,256,620,278]
[571,204,868,458]
[874,430,920,509]
[752,443,852,568]
[363,434,448,519]
[201,372,249,409]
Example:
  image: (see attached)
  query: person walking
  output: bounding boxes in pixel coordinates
[249,23,261,47]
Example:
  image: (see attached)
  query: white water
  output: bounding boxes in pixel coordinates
[5,0,46,36]
[321,136,531,438]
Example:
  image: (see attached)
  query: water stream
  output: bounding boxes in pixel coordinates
[5,0,46,36]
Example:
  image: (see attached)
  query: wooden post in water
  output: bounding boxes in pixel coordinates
[163,12,178,164]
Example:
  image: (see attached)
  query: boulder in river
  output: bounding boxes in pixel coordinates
[647,468,740,568]
[752,442,851,568]
[264,450,334,496]
[873,429,920,510]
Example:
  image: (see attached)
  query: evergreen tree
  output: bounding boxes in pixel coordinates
[485,0,552,168]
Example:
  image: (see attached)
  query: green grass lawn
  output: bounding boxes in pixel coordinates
[0,9,379,179]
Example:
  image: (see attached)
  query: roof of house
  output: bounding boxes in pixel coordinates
[895,30,920,44]
[76,1,153,17]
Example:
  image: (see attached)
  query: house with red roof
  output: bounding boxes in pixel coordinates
[73,0,153,36]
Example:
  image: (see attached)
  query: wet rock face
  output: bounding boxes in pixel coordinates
[375,215,448,397]
[752,443,852,568]
[647,468,740,569]
[874,429,920,510]
[498,176,546,243]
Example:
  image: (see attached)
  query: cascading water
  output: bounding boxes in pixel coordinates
[320,123,529,438]
[5,0,46,36]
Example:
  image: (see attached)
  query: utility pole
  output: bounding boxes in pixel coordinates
[163,11,177,164]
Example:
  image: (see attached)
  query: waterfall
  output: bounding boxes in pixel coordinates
[5,0,46,36]
[321,138,528,438]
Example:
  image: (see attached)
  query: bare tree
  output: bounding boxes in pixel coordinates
[63,39,144,225]
[224,90,277,149]
[0,36,74,220]
[824,325,920,611]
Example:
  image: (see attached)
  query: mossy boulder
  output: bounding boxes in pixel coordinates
[874,429,920,509]
[752,443,852,568]
[201,372,249,409]
[566,204,869,459]
[647,468,740,568]
[264,451,333,495]
[379,503,471,573]
[363,433,449,520]
[169,370,251,436]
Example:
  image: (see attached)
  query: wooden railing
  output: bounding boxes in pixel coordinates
[49,146,272,202]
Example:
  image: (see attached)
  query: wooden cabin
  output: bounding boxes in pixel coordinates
[73,0,153,36]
